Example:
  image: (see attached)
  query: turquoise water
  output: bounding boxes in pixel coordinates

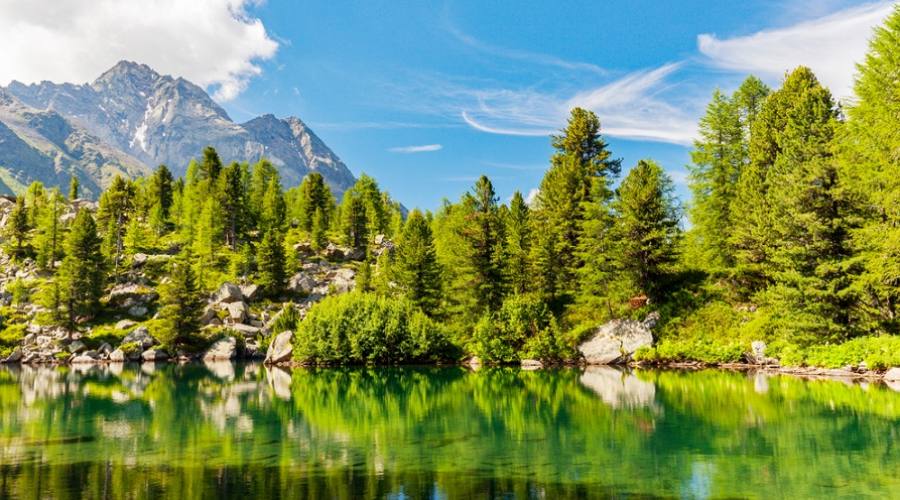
[0,363,897,499]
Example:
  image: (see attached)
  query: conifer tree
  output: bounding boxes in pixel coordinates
[614,160,680,299]
[257,228,286,297]
[574,177,620,319]
[123,215,147,257]
[260,175,286,233]
[68,175,80,200]
[198,146,223,182]
[460,176,505,312]
[532,108,620,301]
[293,172,333,232]
[311,208,327,251]
[148,165,174,220]
[156,257,203,346]
[248,159,279,226]
[97,176,135,281]
[218,162,246,249]
[4,196,29,259]
[56,210,105,329]
[504,191,531,295]
[839,5,900,331]
[392,209,441,310]
[24,181,45,228]
[34,189,65,270]
[193,198,223,276]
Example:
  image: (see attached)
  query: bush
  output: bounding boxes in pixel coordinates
[469,294,569,363]
[780,335,900,370]
[294,292,451,364]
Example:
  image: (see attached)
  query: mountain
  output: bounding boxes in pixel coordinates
[0,61,356,198]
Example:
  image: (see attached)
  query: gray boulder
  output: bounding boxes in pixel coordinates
[212,282,243,304]
[240,284,260,302]
[122,327,156,350]
[141,349,168,362]
[109,349,126,362]
[289,273,316,294]
[265,331,294,364]
[226,301,248,322]
[115,319,137,330]
[578,315,654,365]
[67,340,87,354]
[203,336,239,361]
[885,367,900,382]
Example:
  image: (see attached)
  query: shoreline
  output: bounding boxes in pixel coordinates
[2,356,897,384]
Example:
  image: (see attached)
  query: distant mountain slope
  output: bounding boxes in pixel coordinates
[0,61,356,198]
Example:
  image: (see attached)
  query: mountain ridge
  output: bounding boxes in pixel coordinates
[0,61,356,198]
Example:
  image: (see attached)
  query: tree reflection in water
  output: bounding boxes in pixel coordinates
[0,363,897,499]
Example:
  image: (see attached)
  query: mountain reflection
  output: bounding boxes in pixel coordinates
[0,363,898,499]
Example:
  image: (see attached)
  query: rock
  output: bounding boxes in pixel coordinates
[374,234,386,246]
[578,318,653,365]
[109,349,126,362]
[127,305,149,318]
[199,307,220,325]
[289,273,317,294]
[99,343,113,355]
[293,241,314,256]
[239,284,259,302]
[323,243,344,260]
[71,354,96,364]
[115,319,137,330]
[521,359,543,370]
[141,349,168,362]
[122,327,156,350]
[750,341,767,364]
[67,341,87,354]
[203,336,238,361]
[230,323,261,337]
[330,268,356,294]
[132,253,148,266]
[579,366,656,409]
[885,367,900,382]
[226,301,248,322]
[3,348,23,363]
[265,331,294,364]
[642,311,661,329]
[212,282,243,304]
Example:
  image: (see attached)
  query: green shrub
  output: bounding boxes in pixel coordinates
[469,294,558,363]
[294,292,451,364]
[0,324,26,347]
[783,336,900,370]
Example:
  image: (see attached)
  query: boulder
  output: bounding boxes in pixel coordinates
[230,323,261,337]
[99,342,113,355]
[885,367,900,382]
[323,243,344,260]
[226,301,248,322]
[289,273,317,294]
[265,331,294,364]
[203,336,238,361]
[578,316,654,365]
[132,253,148,266]
[199,307,220,325]
[3,348,23,363]
[521,359,543,370]
[141,349,168,362]
[239,284,260,302]
[293,241,314,256]
[122,327,156,350]
[109,349,126,362]
[127,305,149,318]
[330,268,356,294]
[67,340,87,354]
[750,341,767,364]
[71,351,97,363]
[212,282,243,304]
[115,319,137,331]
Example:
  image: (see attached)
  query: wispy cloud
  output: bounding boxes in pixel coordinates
[697,1,894,99]
[445,21,607,76]
[457,63,699,145]
[482,161,546,171]
[389,144,443,154]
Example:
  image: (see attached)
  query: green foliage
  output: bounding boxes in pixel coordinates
[391,209,441,311]
[294,292,450,364]
[56,209,105,327]
[468,294,565,363]
[68,175,79,200]
[3,196,29,258]
[257,228,286,297]
[156,258,203,347]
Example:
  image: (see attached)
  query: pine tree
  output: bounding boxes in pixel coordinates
[614,160,680,299]
[57,210,105,329]
[765,68,855,343]
[4,197,30,259]
[574,177,620,320]
[68,175,80,200]
[311,207,327,251]
[392,209,442,310]
[260,175,286,233]
[532,108,620,301]
[248,159,279,227]
[292,172,333,232]
[148,165,174,221]
[123,215,147,257]
[97,176,135,281]
[34,189,65,270]
[24,182,45,228]
[257,228,286,297]
[504,191,531,295]
[840,5,900,332]
[198,146,223,182]
[460,176,505,312]
[218,162,246,249]
[156,257,203,346]
[192,198,223,277]
[340,190,369,251]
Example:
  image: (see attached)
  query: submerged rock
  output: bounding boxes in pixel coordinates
[265,331,293,364]
[578,315,654,365]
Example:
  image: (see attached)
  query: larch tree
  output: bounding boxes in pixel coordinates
[56,210,105,330]
[391,209,442,311]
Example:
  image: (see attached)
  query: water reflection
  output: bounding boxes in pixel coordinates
[0,363,897,499]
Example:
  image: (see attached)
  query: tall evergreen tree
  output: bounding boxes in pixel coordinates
[68,175,80,200]
[97,176,135,281]
[34,189,65,270]
[260,175,286,233]
[4,197,29,259]
[840,5,900,332]
[459,176,505,312]
[614,160,680,299]
[56,210,105,329]
[198,146,223,182]
[218,162,246,249]
[257,228,286,297]
[504,191,531,295]
[156,257,203,346]
[392,209,442,311]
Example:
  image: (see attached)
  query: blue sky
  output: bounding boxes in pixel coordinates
[1,0,894,210]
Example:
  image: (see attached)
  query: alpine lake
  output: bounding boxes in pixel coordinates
[0,362,897,499]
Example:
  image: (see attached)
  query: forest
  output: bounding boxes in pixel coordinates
[2,9,900,370]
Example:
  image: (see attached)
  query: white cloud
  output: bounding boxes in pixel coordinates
[389,144,443,154]
[0,0,278,101]
[458,64,698,145]
[698,1,894,99]
[525,188,540,206]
